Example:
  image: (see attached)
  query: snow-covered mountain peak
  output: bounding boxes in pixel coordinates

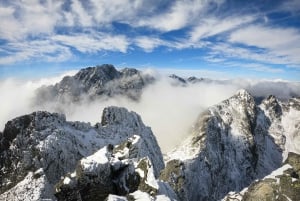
[168,89,257,162]
[164,89,300,201]
[218,89,255,112]
[235,89,253,100]
[230,89,255,107]
[209,89,256,132]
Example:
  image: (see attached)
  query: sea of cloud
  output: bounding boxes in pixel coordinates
[0,69,299,152]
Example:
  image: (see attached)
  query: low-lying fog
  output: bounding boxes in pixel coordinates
[1,69,299,152]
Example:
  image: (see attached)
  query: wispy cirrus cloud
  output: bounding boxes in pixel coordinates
[135,0,223,32]
[52,32,130,53]
[134,37,167,52]
[208,42,299,67]
[0,0,63,40]
[0,40,72,65]
[69,0,93,26]
[229,25,300,66]
[227,62,284,73]
[229,26,300,49]
[134,36,207,52]
[189,15,256,42]
[280,0,300,13]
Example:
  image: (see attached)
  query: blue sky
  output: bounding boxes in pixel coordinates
[0,0,300,80]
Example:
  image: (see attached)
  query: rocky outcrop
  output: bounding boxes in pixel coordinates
[35,64,155,105]
[285,152,300,175]
[186,76,206,84]
[100,107,164,177]
[0,169,55,201]
[54,135,174,200]
[223,152,300,201]
[160,160,186,200]
[0,107,164,200]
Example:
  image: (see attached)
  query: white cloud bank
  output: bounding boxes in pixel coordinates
[0,70,300,152]
[0,71,77,129]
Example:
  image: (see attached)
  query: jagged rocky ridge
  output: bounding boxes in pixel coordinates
[168,74,300,100]
[163,90,300,201]
[35,64,154,105]
[1,87,300,200]
[0,107,172,200]
[168,74,218,85]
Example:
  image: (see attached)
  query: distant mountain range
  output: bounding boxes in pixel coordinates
[1,65,299,200]
[35,64,299,107]
[35,64,155,104]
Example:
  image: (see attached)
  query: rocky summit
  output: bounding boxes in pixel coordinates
[0,107,169,200]
[0,86,300,200]
[35,64,155,105]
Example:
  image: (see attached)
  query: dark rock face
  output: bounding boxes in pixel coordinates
[35,64,155,106]
[253,95,284,178]
[168,74,214,84]
[54,146,116,201]
[169,74,187,85]
[0,112,67,194]
[1,114,32,150]
[187,76,210,84]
